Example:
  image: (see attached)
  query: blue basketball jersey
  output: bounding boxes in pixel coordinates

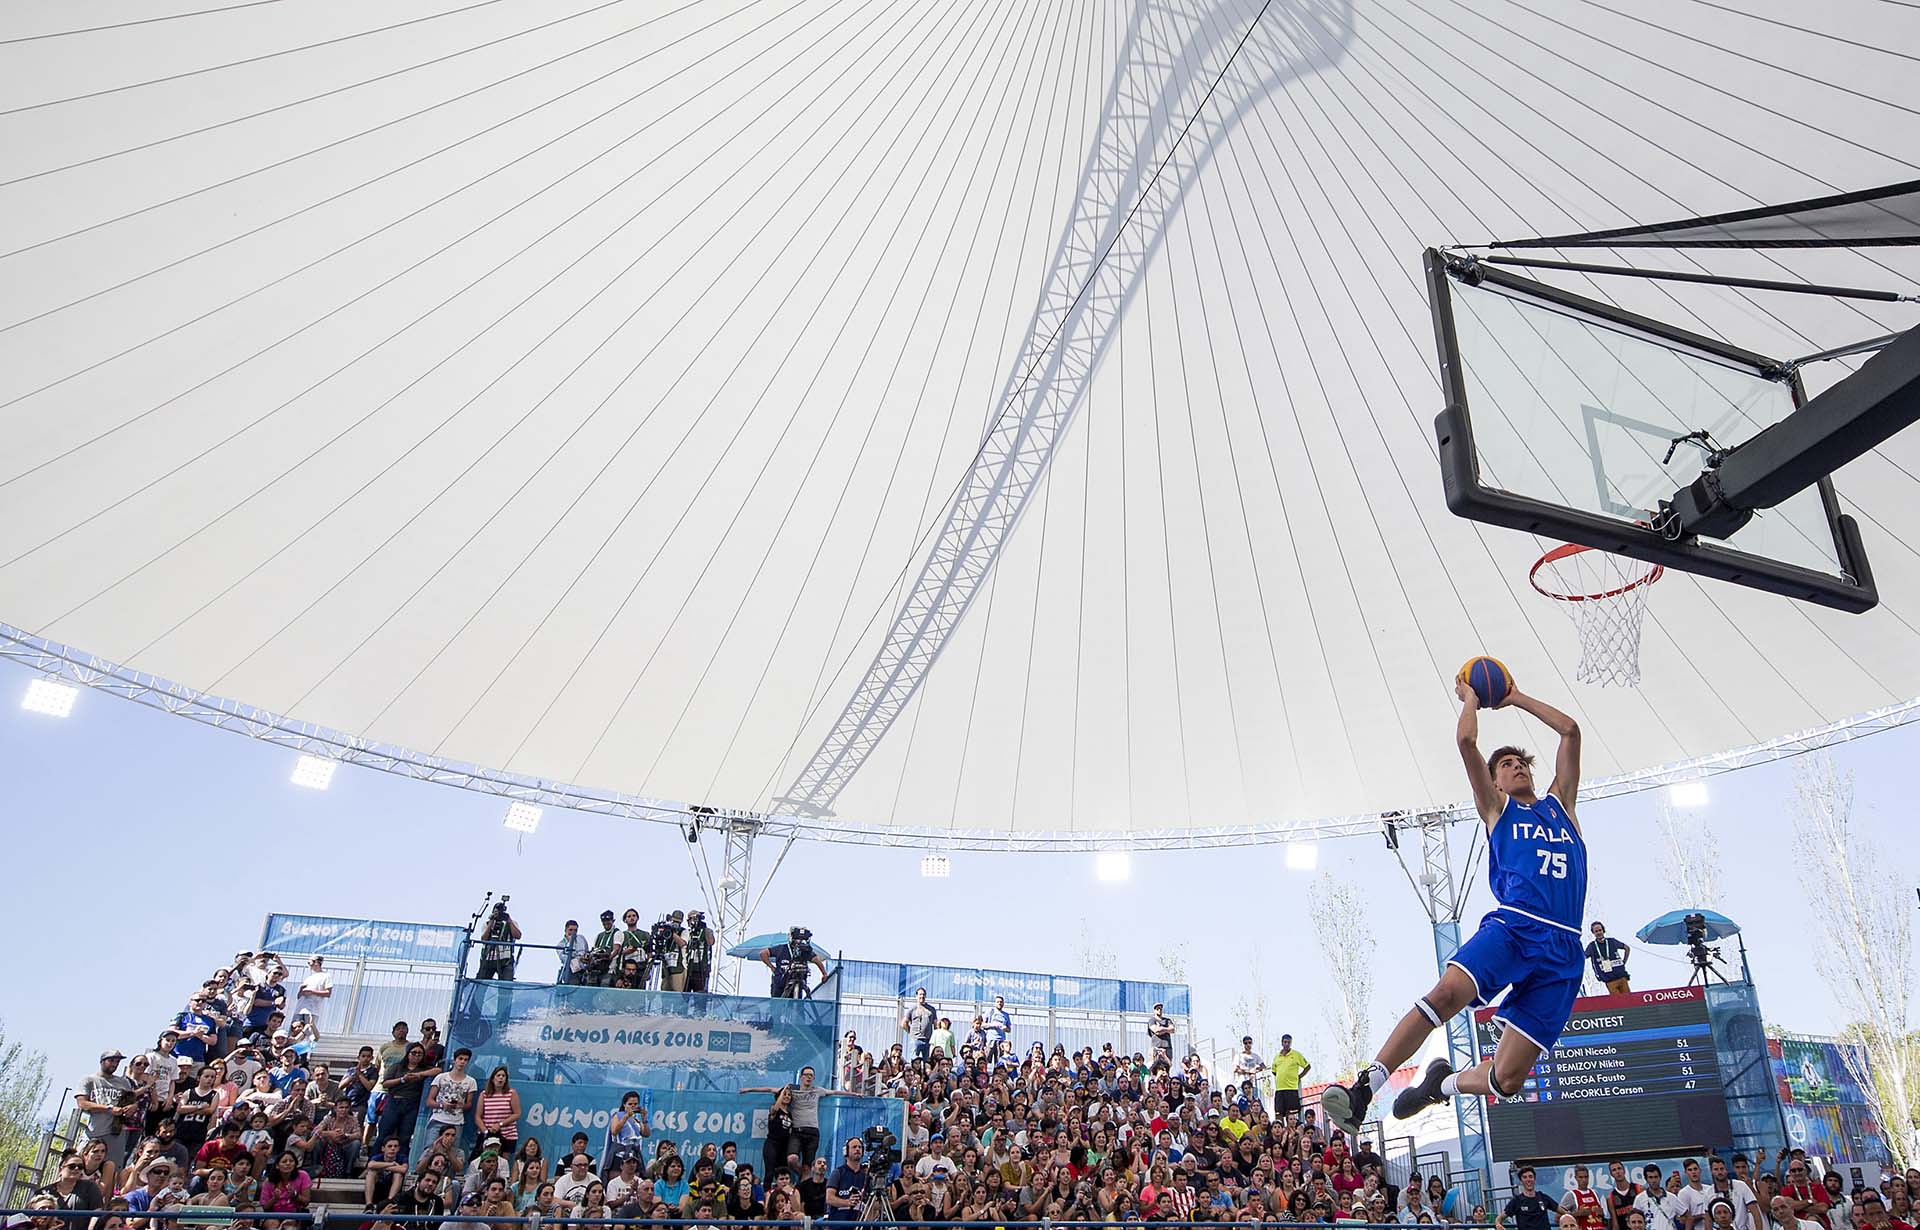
[1486,793,1587,933]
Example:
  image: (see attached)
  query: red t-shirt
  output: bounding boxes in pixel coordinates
[197,1138,247,1167]
[1568,1185,1606,1230]
[1780,1184,1830,1230]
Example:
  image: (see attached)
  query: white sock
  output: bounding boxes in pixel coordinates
[1367,1061,1390,1090]
[1439,1073,1461,1097]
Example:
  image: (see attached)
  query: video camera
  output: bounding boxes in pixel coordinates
[1682,911,1726,979]
[860,1125,898,1175]
[651,913,684,948]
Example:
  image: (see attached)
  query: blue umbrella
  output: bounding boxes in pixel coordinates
[727,931,828,958]
[1637,908,1740,945]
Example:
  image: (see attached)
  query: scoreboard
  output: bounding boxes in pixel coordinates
[1474,984,1733,1160]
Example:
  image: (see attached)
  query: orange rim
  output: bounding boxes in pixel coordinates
[1529,541,1665,603]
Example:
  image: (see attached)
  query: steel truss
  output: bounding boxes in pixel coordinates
[777,0,1355,816]
[1389,812,1490,1192]
[4,620,1918,850]
[711,812,760,995]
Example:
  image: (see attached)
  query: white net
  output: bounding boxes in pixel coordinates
[1531,545,1663,687]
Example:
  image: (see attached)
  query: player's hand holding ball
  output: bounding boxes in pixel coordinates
[1457,655,1513,708]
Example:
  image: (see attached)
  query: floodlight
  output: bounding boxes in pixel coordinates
[504,802,543,833]
[1668,781,1709,808]
[21,678,77,717]
[1095,851,1132,882]
[290,755,337,790]
[920,855,951,878]
[1285,841,1318,870]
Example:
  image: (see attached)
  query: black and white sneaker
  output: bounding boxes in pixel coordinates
[1392,1057,1454,1119]
[1320,1069,1373,1135]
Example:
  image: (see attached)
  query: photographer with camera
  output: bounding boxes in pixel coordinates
[1586,921,1632,994]
[823,1136,871,1222]
[760,927,829,999]
[476,899,521,981]
[683,909,717,993]
[555,920,589,986]
[652,912,689,992]
[584,911,620,986]
[614,909,652,986]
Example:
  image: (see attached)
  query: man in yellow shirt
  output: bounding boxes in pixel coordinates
[1219,1106,1250,1141]
[1271,1033,1312,1121]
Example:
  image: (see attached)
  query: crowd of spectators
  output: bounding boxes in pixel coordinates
[31,942,1920,1230]
[41,949,456,1228]
[1497,1153,1919,1230]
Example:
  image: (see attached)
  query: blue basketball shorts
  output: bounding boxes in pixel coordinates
[1447,909,1584,1049]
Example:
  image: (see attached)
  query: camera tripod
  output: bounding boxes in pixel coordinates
[857,1185,897,1225]
[1686,940,1729,986]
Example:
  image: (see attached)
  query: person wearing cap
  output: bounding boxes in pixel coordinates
[123,1158,181,1224]
[76,1050,136,1166]
[171,995,221,1067]
[1231,1036,1266,1085]
[1148,1003,1175,1055]
[915,1135,958,1182]
[294,956,333,1023]
[588,912,621,985]
[657,911,690,993]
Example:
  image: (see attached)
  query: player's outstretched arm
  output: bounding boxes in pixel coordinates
[1509,690,1581,812]
[1455,680,1503,824]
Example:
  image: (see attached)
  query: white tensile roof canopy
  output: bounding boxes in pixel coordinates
[1,0,1917,847]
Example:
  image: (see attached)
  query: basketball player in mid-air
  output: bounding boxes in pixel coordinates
[1321,675,1586,1132]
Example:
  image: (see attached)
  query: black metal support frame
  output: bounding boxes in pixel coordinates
[1665,325,1920,538]
[1425,249,1880,613]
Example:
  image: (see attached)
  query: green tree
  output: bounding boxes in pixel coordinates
[0,1020,51,1170]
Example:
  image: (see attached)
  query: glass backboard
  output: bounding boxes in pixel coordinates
[1427,251,1876,612]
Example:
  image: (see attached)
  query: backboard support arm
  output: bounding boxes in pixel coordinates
[1661,325,1920,538]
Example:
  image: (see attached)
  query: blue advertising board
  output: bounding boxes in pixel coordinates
[261,913,464,964]
[414,1083,904,1183]
[447,981,837,1091]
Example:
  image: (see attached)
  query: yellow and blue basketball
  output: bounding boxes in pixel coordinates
[1457,655,1513,708]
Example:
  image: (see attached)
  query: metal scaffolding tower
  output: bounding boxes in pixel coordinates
[707,811,762,995]
[1388,810,1490,1191]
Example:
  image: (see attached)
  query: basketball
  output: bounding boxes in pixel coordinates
[1457,655,1513,708]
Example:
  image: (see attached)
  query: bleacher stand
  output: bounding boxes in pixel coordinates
[25,924,1917,1228]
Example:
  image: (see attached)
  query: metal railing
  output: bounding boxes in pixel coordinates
[452,941,840,1002]
[0,1212,1499,1230]
[0,1104,85,1207]
[301,958,458,1044]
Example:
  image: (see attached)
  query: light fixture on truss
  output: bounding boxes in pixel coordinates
[290,755,337,790]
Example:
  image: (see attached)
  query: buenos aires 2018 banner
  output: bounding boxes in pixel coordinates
[447,981,838,1091]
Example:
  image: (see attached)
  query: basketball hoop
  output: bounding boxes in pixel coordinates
[1529,542,1664,687]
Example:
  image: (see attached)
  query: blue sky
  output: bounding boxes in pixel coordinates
[2,656,1912,1116]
